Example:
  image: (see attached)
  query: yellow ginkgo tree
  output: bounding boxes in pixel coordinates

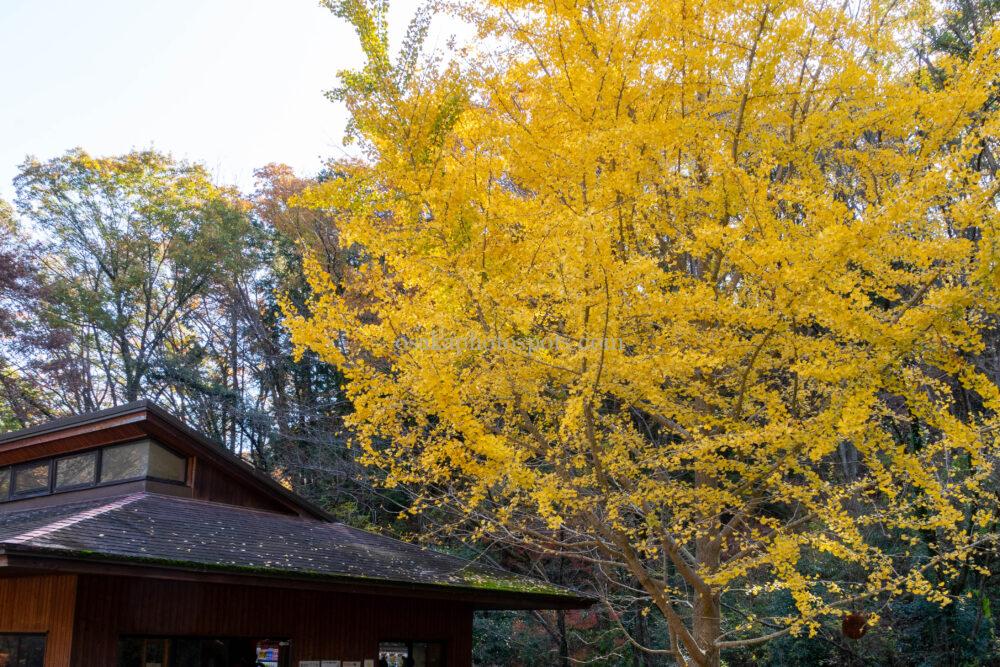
[286,0,1000,664]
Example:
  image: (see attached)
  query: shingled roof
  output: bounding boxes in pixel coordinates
[0,491,590,609]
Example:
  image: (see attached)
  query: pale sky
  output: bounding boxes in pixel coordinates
[0,0,441,200]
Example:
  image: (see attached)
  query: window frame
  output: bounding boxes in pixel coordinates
[118,635,291,667]
[0,439,188,504]
[145,441,188,484]
[53,450,99,492]
[100,440,187,486]
[0,632,47,667]
[377,639,448,667]
[10,459,54,499]
[98,441,153,486]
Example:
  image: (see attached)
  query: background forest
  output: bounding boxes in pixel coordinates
[3,0,1000,665]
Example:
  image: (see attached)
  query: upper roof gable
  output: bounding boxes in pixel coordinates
[0,401,329,520]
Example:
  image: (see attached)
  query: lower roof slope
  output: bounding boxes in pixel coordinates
[0,492,590,609]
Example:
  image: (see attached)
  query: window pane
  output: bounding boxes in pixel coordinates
[100,442,147,483]
[380,642,409,667]
[147,443,185,482]
[55,452,97,489]
[0,634,46,667]
[171,639,201,667]
[12,462,49,495]
[415,641,444,667]
[17,635,46,667]
[0,468,9,499]
[0,635,16,659]
[116,638,142,667]
[144,638,166,665]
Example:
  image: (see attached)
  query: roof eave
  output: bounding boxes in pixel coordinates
[0,543,595,611]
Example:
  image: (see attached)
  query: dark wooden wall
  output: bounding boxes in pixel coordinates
[190,459,296,515]
[0,574,76,667]
[71,575,474,666]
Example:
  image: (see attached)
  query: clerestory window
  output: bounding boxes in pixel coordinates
[0,438,187,503]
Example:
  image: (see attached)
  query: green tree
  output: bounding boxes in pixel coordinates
[14,149,252,408]
[0,200,50,429]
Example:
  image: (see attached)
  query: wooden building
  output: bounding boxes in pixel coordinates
[0,402,590,667]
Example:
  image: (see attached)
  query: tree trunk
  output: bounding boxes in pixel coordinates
[694,470,722,667]
[557,609,570,667]
[632,609,655,667]
[229,301,239,452]
[692,586,721,667]
[555,537,571,667]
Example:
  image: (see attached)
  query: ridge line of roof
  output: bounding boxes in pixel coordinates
[7,493,145,544]
[133,491,323,521]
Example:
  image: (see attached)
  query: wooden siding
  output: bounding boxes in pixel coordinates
[190,458,296,515]
[71,575,473,666]
[0,574,77,667]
